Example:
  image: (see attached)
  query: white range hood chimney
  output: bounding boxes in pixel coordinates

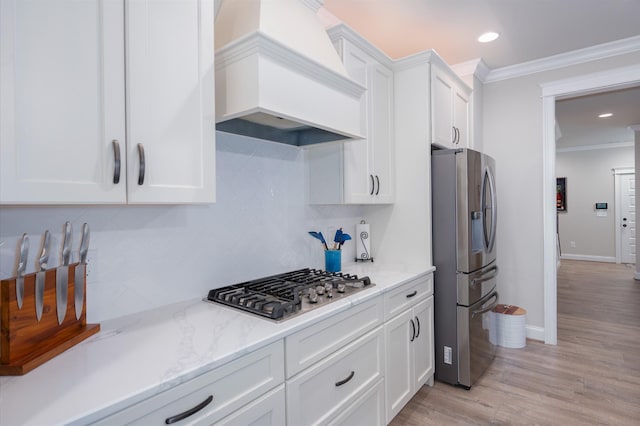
[215,0,365,146]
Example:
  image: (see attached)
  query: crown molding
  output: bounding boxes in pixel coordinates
[327,23,394,68]
[450,58,490,82]
[556,141,633,153]
[485,35,640,83]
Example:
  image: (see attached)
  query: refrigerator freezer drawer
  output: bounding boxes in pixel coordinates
[457,291,499,388]
[457,263,498,306]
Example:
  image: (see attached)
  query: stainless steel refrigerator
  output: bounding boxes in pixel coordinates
[432,148,499,389]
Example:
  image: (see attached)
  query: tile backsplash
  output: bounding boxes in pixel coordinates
[0,132,366,323]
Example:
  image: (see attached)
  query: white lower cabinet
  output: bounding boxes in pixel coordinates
[92,341,284,425]
[286,326,385,426]
[329,378,385,426]
[215,385,285,426]
[384,275,435,424]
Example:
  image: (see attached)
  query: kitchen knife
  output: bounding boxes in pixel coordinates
[15,233,29,309]
[74,223,90,320]
[35,230,51,321]
[56,222,72,325]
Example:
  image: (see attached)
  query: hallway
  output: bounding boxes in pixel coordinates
[390,260,640,425]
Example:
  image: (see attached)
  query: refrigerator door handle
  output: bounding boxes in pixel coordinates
[471,266,499,287]
[471,292,499,318]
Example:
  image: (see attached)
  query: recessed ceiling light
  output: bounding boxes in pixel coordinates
[598,113,613,118]
[478,32,499,43]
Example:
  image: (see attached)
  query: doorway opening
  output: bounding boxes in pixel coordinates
[541,64,640,345]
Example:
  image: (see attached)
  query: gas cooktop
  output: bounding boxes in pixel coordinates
[206,268,373,321]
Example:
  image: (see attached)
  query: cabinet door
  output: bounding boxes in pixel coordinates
[384,309,413,423]
[430,65,455,149]
[126,0,215,204]
[370,63,394,203]
[412,296,435,390]
[341,41,372,204]
[0,0,127,204]
[453,88,470,148]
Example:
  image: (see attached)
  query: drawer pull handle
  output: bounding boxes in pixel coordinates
[406,290,417,298]
[415,316,421,338]
[165,395,213,424]
[335,371,355,387]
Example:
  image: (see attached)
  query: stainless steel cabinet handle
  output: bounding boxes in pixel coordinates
[112,140,121,184]
[415,316,420,338]
[452,126,456,144]
[406,290,417,298]
[410,319,416,342]
[165,395,213,424]
[455,127,460,144]
[370,174,375,195]
[137,143,145,186]
[375,175,380,195]
[335,371,355,387]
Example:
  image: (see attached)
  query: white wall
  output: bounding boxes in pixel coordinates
[556,145,634,261]
[0,132,368,323]
[482,50,640,331]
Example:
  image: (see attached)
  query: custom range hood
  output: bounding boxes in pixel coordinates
[215,0,365,146]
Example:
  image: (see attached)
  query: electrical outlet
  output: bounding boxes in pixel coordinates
[570,241,576,248]
[86,249,98,283]
[444,346,452,365]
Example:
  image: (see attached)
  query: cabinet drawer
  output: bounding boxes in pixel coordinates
[214,384,285,426]
[329,378,385,426]
[286,326,384,426]
[94,341,284,425]
[285,296,383,378]
[384,274,433,320]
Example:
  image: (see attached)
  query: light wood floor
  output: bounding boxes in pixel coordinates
[390,260,640,425]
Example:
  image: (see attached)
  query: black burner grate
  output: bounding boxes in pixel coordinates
[206,268,371,320]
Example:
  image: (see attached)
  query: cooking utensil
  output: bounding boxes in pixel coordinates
[333,228,343,250]
[15,233,29,309]
[308,231,329,250]
[74,223,90,320]
[56,222,72,324]
[338,232,352,249]
[35,230,51,321]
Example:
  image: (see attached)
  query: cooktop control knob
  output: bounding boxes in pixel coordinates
[308,288,318,303]
[337,283,346,293]
[316,285,325,295]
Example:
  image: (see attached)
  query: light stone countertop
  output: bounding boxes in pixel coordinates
[0,262,434,426]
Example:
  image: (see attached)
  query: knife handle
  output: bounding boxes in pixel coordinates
[137,143,145,186]
[112,140,121,184]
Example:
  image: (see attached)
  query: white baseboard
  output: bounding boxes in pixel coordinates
[560,254,616,263]
[526,325,545,342]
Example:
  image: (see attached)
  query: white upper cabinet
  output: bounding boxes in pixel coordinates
[306,25,394,205]
[431,63,470,149]
[0,0,215,204]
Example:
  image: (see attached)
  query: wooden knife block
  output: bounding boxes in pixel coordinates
[0,263,100,375]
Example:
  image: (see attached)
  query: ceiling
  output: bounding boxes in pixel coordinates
[322,0,640,149]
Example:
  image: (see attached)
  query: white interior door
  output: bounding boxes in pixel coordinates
[616,172,636,264]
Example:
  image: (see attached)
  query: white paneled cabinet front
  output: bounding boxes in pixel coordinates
[384,275,435,424]
[286,326,385,426]
[431,63,470,149]
[92,341,284,425]
[0,0,215,204]
[306,25,394,205]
